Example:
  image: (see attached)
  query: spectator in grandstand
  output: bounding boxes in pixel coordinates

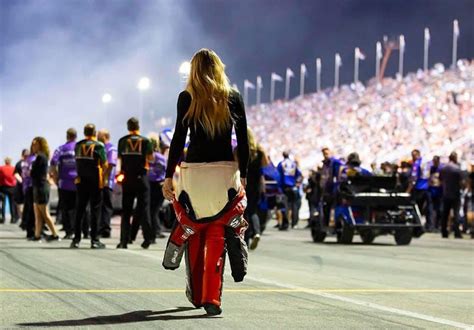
[407,149,432,231]
[0,157,18,223]
[30,137,60,241]
[277,151,302,229]
[320,147,343,226]
[428,156,443,231]
[439,152,463,238]
[245,128,268,249]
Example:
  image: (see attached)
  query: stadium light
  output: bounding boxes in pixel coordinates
[137,77,151,91]
[179,61,191,75]
[101,93,112,104]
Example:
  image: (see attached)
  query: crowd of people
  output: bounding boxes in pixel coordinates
[1,62,473,245]
[0,118,169,249]
[247,61,473,171]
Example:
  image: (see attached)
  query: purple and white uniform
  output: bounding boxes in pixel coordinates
[51,141,77,191]
[148,152,167,183]
[22,154,36,193]
[105,142,118,190]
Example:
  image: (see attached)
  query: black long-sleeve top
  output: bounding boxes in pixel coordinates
[31,153,48,188]
[166,90,249,179]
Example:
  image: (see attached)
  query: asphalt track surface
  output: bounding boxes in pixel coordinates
[1,218,473,329]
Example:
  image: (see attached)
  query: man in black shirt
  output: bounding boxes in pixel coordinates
[439,152,463,238]
[70,124,108,249]
[117,117,155,249]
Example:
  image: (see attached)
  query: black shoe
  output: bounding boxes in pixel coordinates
[63,234,74,240]
[156,233,166,239]
[70,241,80,248]
[273,224,280,228]
[31,237,42,242]
[116,242,128,249]
[454,234,463,239]
[91,241,106,249]
[250,234,260,250]
[100,231,111,238]
[203,303,222,316]
[46,235,60,242]
[141,240,151,249]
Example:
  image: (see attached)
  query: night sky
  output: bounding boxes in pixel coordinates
[1,0,473,159]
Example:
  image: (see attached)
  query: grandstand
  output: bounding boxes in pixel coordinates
[247,60,473,171]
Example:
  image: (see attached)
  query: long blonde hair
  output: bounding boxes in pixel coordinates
[247,127,268,166]
[184,49,232,139]
[33,137,50,159]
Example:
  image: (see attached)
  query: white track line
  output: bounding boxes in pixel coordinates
[123,249,474,329]
[246,276,474,330]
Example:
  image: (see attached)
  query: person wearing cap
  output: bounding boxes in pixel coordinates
[116,117,155,249]
[70,124,107,249]
[50,128,78,239]
[339,152,371,182]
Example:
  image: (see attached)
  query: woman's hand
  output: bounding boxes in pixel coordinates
[162,178,175,201]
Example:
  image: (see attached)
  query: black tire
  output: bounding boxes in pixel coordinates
[311,228,327,243]
[360,230,375,244]
[336,218,354,244]
[394,228,412,245]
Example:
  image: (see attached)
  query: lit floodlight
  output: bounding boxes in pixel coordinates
[102,93,112,104]
[179,61,191,75]
[137,77,151,91]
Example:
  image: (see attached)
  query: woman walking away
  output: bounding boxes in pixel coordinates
[162,49,249,316]
[244,128,268,250]
[30,137,59,241]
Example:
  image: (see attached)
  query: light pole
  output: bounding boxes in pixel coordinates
[398,35,405,81]
[334,53,342,90]
[256,76,263,106]
[101,93,112,129]
[423,28,430,72]
[452,19,460,68]
[375,42,382,83]
[316,58,321,93]
[137,77,151,127]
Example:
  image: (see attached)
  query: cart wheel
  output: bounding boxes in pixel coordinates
[311,228,327,243]
[360,230,375,244]
[394,228,412,245]
[336,217,354,244]
[311,218,326,243]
